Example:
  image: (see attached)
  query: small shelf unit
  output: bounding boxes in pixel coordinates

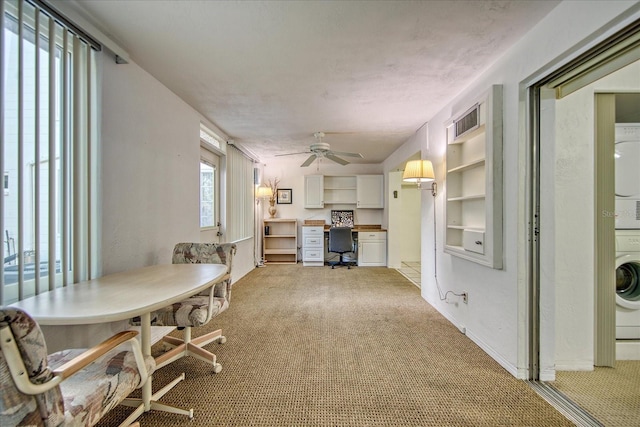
[263,219,298,264]
[324,176,357,204]
[444,85,503,269]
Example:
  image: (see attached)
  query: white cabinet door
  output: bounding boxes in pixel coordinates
[304,175,324,208]
[358,241,387,266]
[356,175,384,208]
[357,231,387,266]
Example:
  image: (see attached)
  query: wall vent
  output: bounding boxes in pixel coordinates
[455,104,480,138]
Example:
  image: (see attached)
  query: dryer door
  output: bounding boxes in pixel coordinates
[616,254,640,309]
[615,139,640,229]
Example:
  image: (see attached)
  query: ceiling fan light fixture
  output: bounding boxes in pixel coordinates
[276,131,364,167]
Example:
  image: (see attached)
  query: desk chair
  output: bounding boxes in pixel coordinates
[0,307,153,427]
[328,227,355,269]
[142,243,236,373]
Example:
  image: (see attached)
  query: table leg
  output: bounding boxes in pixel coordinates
[141,312,152,411]
[122,312,193,420]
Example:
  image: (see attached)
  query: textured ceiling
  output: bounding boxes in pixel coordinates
[70,0,559,164]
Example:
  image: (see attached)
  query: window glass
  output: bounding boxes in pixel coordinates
[200,161,215,228]
[2,0,98,303]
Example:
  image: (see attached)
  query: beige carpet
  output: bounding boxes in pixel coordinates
[99,264,572,426]
[552,362,640,426]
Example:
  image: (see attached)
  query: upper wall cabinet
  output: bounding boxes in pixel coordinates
[444,85,503,269]
[304,174,384,209]
[304,175,324,208]
[357,175,384,208]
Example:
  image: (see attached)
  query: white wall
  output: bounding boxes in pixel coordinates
[385,0,640,378]
[100,56,254,281]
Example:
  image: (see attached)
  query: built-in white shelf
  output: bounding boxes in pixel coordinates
[444,85,503,269]
[447,158,485,174]
[446,225,485,232]
[447,194,485,202]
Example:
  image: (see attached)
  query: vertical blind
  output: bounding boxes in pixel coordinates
[1,0,99,304]
[226,145,254,242]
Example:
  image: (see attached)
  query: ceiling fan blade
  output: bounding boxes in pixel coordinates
[300,154,317,167]
[325,153,349,165]
[330,151,364,158]
[275,151,311,157]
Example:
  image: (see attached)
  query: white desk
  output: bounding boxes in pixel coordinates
[11,263,227,423]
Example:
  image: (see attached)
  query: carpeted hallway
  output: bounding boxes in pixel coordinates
[99,264,572,426]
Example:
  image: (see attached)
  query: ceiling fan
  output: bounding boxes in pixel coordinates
[275,132,364,167]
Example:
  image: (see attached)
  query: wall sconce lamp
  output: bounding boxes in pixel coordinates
[402,159,437,197]
[256,184,273,205]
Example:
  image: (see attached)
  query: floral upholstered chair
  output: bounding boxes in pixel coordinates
[0,307,154,427]
[136,242,236,373]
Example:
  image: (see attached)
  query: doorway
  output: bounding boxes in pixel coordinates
[389,162,422,288]
[527,21,640,425]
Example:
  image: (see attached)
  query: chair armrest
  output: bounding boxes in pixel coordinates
[53,329,150,388]
[204,273,231,323]
[212,273,232,297]
[1,328,149,395]
[53,330,139,379]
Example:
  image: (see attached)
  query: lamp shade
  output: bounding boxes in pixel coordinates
[402,160,435,183]
[256,185,273,199]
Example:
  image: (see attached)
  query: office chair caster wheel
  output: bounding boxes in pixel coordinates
[218,336,227,344]
[213,363,222,374]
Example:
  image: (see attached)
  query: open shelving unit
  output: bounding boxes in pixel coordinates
[323,176,357,204]
[444,85,503,269]
[263,219,297,264]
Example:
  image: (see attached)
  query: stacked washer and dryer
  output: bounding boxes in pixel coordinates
[615,123,640,360]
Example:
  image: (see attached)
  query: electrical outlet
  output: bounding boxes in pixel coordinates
[462,292,468,304]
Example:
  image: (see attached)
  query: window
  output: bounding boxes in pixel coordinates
[226,145,254,242]
[199,124,221,241]
[1,0,99,304]
[200,160,215,228]
[199,125,221,150]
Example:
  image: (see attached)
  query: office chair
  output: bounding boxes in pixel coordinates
[328,227,355,269]
[0,307,152,427]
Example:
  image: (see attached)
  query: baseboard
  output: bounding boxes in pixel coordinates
[426,297,520,378]
[554,361,594,371]
[465,329,519,378]
[539,367,556,381]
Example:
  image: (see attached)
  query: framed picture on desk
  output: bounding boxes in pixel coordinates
[331,210,354,228]
[277,188,292,204]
